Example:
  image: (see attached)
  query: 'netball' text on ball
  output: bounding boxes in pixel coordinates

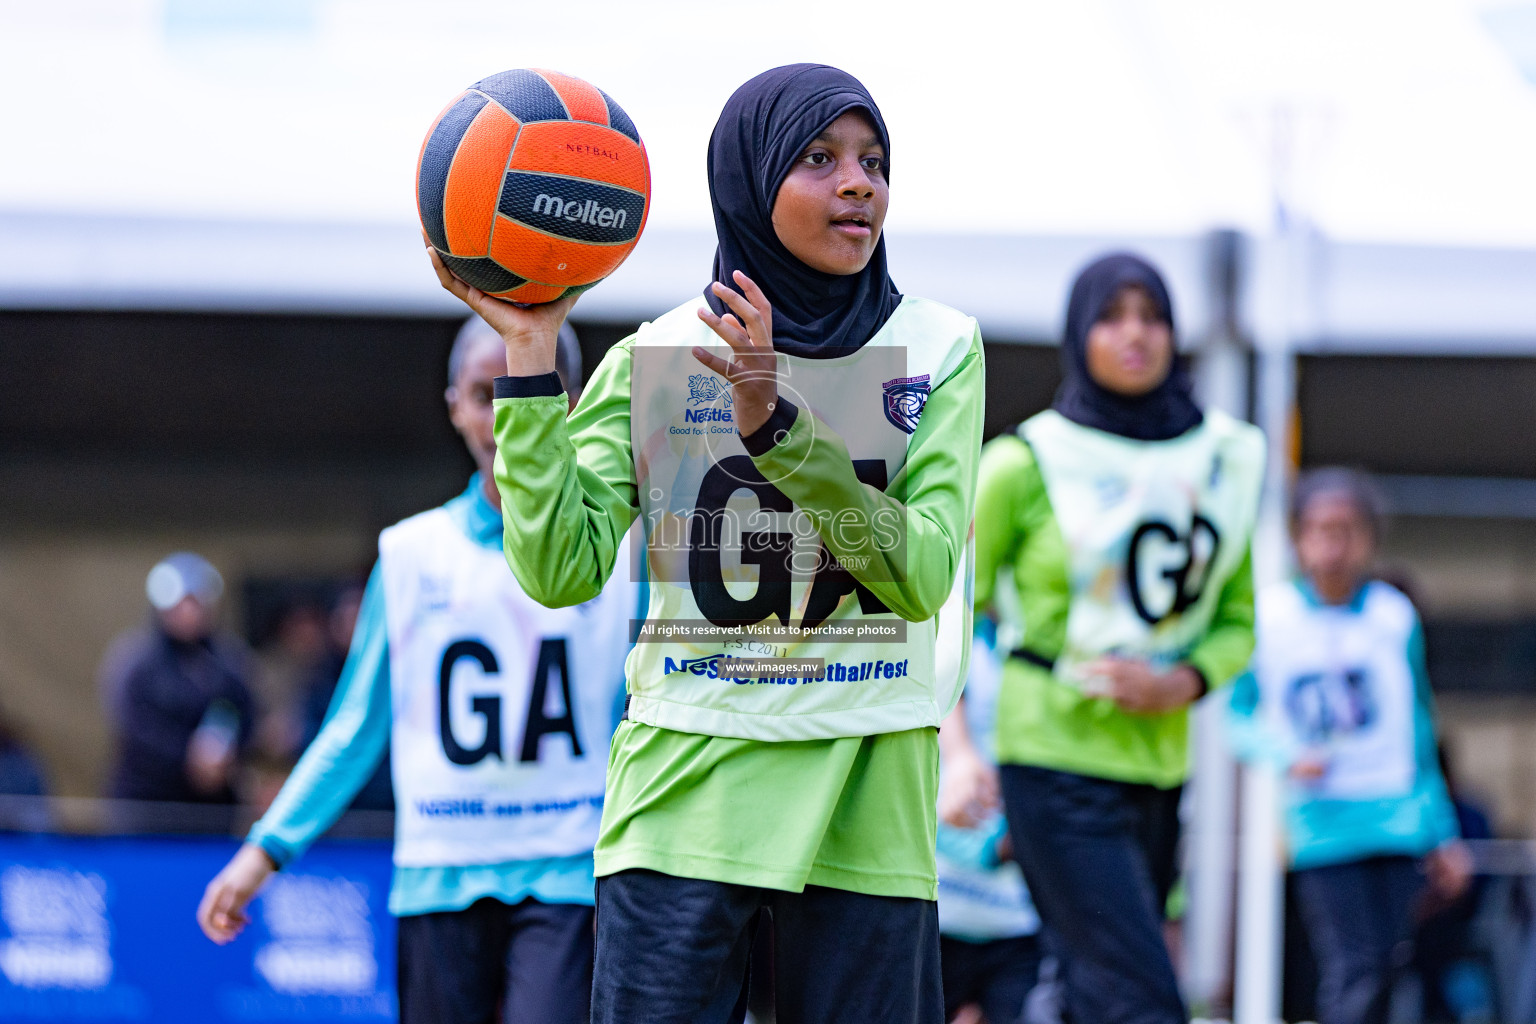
[565,143,622,161]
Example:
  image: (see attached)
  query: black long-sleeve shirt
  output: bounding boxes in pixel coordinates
[109,627,254,804]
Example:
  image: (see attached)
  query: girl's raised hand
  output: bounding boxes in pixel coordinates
[426,242,578,377]
[695,270,780,437]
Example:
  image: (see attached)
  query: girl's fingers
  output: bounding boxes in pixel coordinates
[697,308,750,352]
[425,245,488,309]
[698,314,747,351]
[731,271,773,327]
[196,886,220,937]
[200,884,244,943]
[691,346,733,377]
[709,282,767,345]
[427,247,502,325]
[720,313,748,344]
[731,275,773,348]
[708,282,756,325]
[424,235,497,313]
[531,292,581,326]
[426,247,466,299]
[427,246,468,296]
[431,244,580,339]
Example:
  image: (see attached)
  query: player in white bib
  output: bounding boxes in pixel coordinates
[956,253,1266,1024]
[196,318,636,1024]
[1228,468,1469,1024]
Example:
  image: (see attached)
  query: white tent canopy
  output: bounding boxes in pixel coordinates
[2,0,1535,346]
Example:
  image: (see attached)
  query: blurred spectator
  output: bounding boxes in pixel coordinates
[1410,744,1496,1024]
[295,583,393,811]
[103,552,255,808]
[0,707,49,832]
[0,708,45,798]
[250,595,331,761]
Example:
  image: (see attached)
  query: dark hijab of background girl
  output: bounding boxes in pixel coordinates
[1053,252,1203,441]
[704,63,903,356]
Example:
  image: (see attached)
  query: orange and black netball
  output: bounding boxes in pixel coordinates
[417,69,650,304]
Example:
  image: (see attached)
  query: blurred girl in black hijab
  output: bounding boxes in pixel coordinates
[1052,252,1202,440]
[948,252,1265,1024]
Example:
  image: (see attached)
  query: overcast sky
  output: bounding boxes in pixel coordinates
[2,0,1535,247]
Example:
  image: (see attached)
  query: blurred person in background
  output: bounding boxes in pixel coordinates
[960,253,1266,1024]
[0,706,49,832]
[294,583,365,752]
[292,581,393,811]
[249,595,331,762]
[235,591,336,816]
[1410,745,1494,1024]
[938,619,1045,1024]
[0,707,46,799]
[104,552,255,808]
[198,318,636,1024]
[1228,467,1471,1024]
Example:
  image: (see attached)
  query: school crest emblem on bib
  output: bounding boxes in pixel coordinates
[882,375,931,434]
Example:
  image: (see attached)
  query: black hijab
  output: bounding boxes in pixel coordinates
[1053,252,1203,441]
[704,64,903,356]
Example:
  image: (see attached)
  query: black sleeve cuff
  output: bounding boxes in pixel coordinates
[740,399,799,456]
[493,373,563,399]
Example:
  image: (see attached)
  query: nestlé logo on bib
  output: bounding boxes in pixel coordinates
[419,575,452,613]
[684,374,733,424]
[881,374,931,434]
[687,374,726,406]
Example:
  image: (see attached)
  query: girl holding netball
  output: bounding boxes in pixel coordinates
[1228,468,1469,1024]
[432,65,984,1024]
[953,252,1265,1024]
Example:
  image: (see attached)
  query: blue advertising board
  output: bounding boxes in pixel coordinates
[0,834,396,1022]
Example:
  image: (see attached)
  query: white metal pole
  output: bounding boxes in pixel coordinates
[1233,321,1294,1024]
[1234,313,1294,1024]
[1188,698,1239,1013]
[1185,231,1249,1014]
[1235,758,1285,1024]
[1233,187,1311,1024]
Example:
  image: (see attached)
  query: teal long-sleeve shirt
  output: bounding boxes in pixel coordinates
[1227,578,1459,870]
[246,477,604,916]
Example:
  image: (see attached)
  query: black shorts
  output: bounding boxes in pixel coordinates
[396,897,593,1024]
[999,764,1186,1024]
[940,933,1042,1024]
[1292,855,1423,1024]
[592,868,943,1024]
